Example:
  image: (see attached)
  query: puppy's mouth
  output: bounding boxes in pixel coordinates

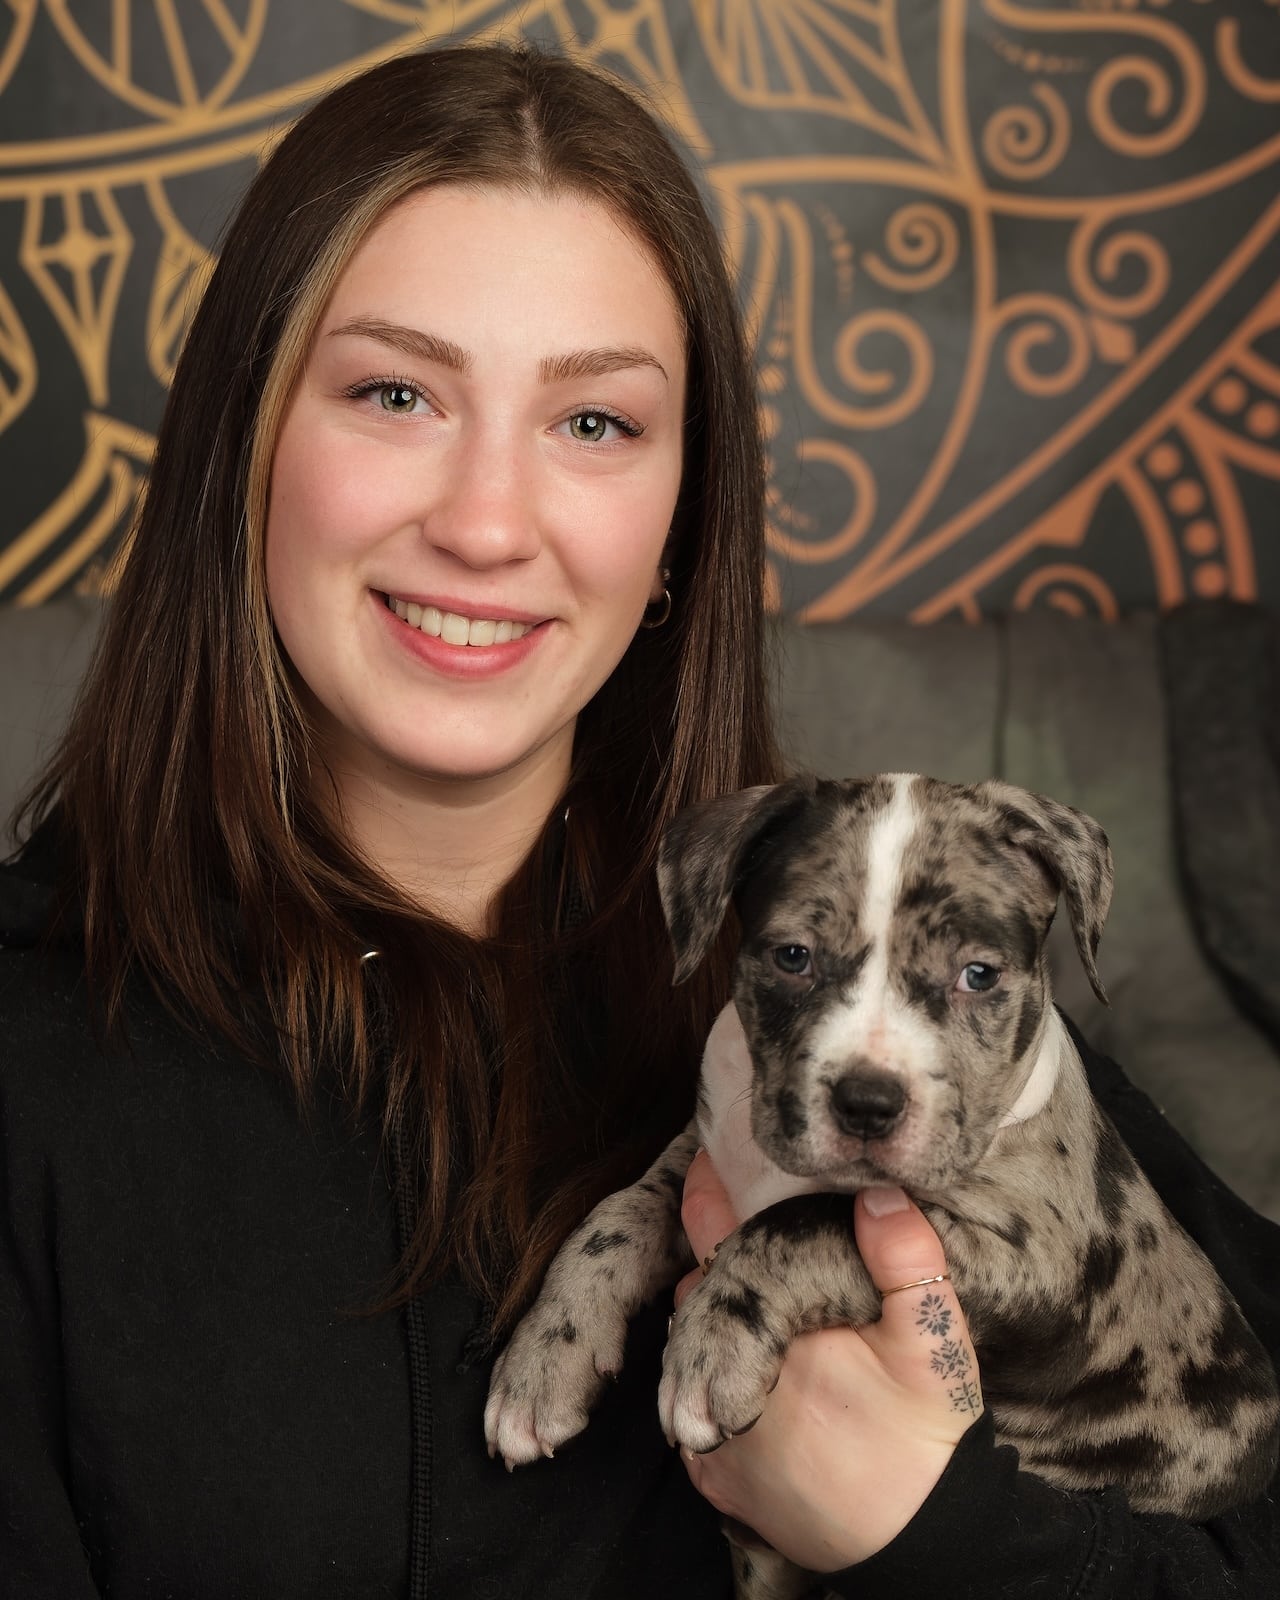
[760,1127,907,1189]
[760,1108,956,1192]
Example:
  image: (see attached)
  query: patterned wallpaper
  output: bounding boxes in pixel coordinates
[0,1,1277,620]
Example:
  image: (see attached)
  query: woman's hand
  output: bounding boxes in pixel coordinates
[674,1149,984,1573]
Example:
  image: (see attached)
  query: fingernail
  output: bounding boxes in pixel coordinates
[862,1185,909,1216]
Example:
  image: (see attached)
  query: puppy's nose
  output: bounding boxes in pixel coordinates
[829,1071,906,1140]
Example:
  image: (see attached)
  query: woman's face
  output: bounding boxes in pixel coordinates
[265,185,686,803]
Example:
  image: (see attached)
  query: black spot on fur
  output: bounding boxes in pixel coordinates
[738,1192,853,1250]
[775,1088,807,1140]
[1093,1115,1138,1228]
[967,1294,1087,1410]
[899,878,955,912]
[580,1229,630,1258]
[656,1165,684,1199]
[832,943,870,988]
[1180,1300,1278,1423]
[1013,989,1043,1061]
[996,803,1037,838]
[712,1284,767,1336]
[902,967,947,1024]
[1135,1221,1159,1254]
[993,1213,1030,1250]
[1069,1345,1149,1421]
[1081,1234,1126,1299]
[752,984,809,1048]
[1056,1139,1069,1157]
[1054,1431,1171,1485]
[542,1320,577,1345]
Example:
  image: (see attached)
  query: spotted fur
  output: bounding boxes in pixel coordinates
[485,774,1280,1599]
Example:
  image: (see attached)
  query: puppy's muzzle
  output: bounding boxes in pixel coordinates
[828,1068,906,1141]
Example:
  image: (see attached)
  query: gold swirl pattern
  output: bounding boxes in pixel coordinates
[1066,215,1171,322]
[0,0,1276,618]
[862,203,960,293]
[768,436,876,565]
[981,82,1072,182]
[991,294,1092,399]
[1217,20,1280,105]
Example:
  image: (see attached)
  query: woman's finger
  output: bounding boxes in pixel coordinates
[674,1149,739,1309]
[681,1148,738,1256]
[853,1185,984,1422]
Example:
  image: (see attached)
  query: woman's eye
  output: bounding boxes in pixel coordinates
[560,410,639,444]
[378,382,426,414]
[772,944,813,977]
[957,962,1001,993]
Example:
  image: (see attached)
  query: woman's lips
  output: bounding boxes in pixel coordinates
[376,590,547,676]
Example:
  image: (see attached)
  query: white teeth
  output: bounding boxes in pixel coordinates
[386,594,531,648]
[468,618,497,647]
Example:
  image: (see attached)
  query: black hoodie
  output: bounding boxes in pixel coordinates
[2,829,1278,1599]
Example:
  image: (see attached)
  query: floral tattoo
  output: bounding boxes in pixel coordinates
[916,1292,982,1415]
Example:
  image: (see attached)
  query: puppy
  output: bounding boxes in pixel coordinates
[486,775,1280,1596]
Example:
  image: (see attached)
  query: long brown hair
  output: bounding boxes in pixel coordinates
[20,44,782,1329]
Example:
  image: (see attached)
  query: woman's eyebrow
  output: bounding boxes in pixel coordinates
[327,317,471,372]
[538,347,669,385]
[326,317,666,385]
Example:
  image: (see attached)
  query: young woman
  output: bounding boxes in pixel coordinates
[1,43,1277,1600]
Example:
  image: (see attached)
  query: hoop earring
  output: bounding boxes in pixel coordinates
[640,568,673,630]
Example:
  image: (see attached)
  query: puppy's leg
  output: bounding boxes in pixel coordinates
[660,1192,878,1453]
[485,1122,699,1467]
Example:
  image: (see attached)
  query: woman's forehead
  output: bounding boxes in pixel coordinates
[316,184,687,369]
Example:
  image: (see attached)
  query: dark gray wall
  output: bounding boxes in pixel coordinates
[1,1,1277,618]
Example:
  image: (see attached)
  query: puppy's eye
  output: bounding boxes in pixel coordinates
[772,945,813,977]
[957,962,1001,993]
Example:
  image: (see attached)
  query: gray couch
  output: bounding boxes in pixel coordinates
[5,597,1279,1220]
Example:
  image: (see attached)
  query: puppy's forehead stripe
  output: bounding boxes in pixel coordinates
[860,773,920,968]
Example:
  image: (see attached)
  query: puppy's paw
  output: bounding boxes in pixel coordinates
[483,1299,628,1469]
[658,1280,787,1454]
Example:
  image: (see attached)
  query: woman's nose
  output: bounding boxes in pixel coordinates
[421,431,541,569]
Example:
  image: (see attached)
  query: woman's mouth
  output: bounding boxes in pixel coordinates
[384,593,535,648]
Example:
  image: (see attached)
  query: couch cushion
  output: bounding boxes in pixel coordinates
[772,617,1001,784]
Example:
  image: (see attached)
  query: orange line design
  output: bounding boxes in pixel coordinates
[807,196,1280,618]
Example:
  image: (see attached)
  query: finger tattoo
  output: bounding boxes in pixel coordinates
[916,1292,982,1414]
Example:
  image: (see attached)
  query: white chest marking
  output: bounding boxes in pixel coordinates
[697,1003,830,1219]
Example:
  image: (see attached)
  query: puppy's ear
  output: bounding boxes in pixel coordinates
[984,782,1114,1004]
[658,776,818,985]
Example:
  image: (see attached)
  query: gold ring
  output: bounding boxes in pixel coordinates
[881,1271,950,1298]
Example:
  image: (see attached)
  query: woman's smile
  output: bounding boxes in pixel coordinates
[383,594,539,647]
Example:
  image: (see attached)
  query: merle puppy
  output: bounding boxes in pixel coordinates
[485,775,1280,1595]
